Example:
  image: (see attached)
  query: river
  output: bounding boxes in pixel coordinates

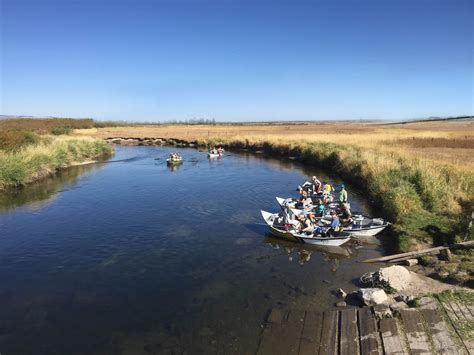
[0,146,384,354]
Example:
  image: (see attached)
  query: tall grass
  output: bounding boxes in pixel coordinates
[0,136,112,190]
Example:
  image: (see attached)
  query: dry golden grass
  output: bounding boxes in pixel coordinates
[76,120,474,170]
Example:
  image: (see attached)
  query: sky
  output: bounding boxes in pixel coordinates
[0,0,472,122]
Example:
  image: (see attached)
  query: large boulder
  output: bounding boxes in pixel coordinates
[357,288,388,306]
[360,265,411,292]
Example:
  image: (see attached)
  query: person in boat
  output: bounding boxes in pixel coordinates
[217,146,225,155]
[322,193,332,205]
[299,176,321,195]
[298,214,315,235]
[322,181,333,193]
[340,202,352,224]
[307,211,319,225]
[314,199,325,217]
[326,210,341,237]
[296,190,312,209]
[338,184,348,203]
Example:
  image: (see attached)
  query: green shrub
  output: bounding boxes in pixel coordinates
[51,127,72,135]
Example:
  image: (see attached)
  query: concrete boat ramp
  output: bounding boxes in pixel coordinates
[256,296,473,354]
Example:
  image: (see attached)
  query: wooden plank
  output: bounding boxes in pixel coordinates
[379,318,407,355]
[340,308,358,355]
[399,309,432,354]
[466,303,474,318]
[257,310,305,355]
[420,308,459,354]
[298,312,323,355]
[285,310,306,355]
[447,302,465,322]
[362,241,474,263]
[454,301,473,321]
[318,310,338,355]
[389,251,440,263]
[358,307,380,354]
[268,308,285,324]
[257,310,289,355]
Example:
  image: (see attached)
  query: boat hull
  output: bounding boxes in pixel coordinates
[261,210,352,246]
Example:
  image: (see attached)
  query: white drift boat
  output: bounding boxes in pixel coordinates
[208,152,221,158]
[260,211,352,246]
[275,197,389,237]
[275,196,340,211]
[318,215,389,237]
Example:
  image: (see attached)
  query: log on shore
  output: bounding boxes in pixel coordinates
[362,241,474,263]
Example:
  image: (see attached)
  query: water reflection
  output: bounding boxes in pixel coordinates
[264,236,352,270]
[0,163,105,213]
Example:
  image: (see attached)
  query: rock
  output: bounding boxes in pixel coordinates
[390,301,408,312]
[199,327,214,337]
[360,266,411,292]
[357,288,388,306]
[404,259,418,266]
[335,301,347,307]
[336,288,347,299]
[373,304,392,318]
[394,295,415,303]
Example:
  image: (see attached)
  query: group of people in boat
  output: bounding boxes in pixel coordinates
[298,176,347,202]
[285,176,354,237]
[168,152,182,161]
[209,146,225,155]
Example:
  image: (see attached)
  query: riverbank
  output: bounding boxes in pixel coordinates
[95,134,473,253]
[0,136,113,190]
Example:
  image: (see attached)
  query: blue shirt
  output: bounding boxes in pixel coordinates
[331,216,340,229]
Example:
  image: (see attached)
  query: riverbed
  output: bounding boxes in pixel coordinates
[0,146,384,354]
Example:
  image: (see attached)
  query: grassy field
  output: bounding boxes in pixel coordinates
[76,120,474,253]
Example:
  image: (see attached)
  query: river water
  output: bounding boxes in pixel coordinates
[0,146,384,354]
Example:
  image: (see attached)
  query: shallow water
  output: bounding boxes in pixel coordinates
[0,146,384,354]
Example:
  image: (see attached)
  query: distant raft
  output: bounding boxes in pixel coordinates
[166,153,183,165]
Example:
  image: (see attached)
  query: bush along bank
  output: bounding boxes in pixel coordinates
[0,136,113,190]
[199,137,473,252]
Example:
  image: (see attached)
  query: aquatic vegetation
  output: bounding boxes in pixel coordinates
[0,136,112,190]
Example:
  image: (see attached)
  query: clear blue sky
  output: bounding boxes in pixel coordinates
[1,0,472,121]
